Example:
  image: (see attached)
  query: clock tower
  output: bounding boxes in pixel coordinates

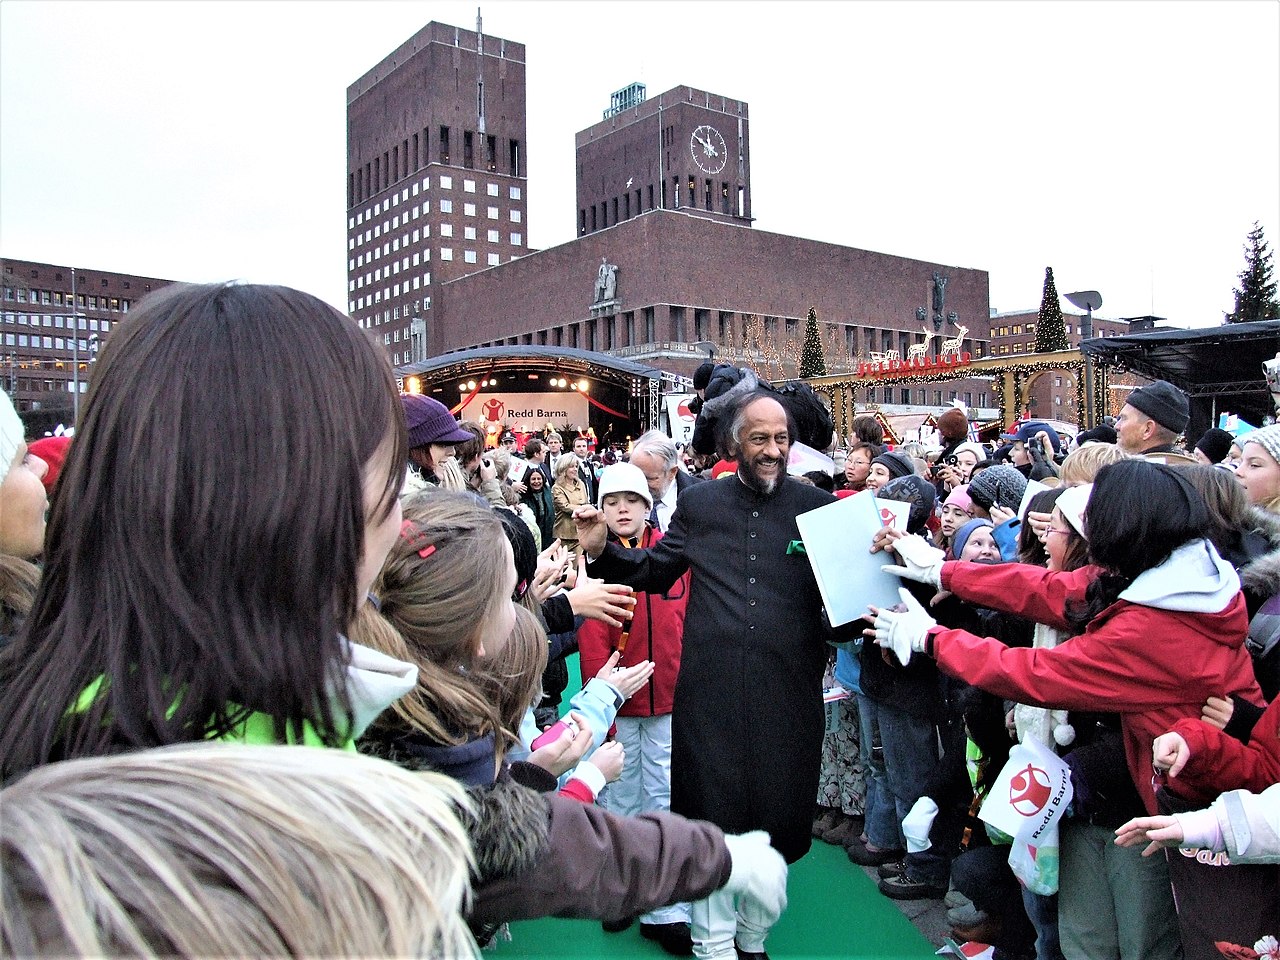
[575,85,751,236]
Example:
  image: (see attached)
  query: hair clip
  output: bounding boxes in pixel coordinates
[399,519,437,559]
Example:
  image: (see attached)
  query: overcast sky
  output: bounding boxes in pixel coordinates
[2,1,1277,328]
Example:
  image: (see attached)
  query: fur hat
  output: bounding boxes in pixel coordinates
[1245,424,1280,467]
[944,484,973,514]
[966,464,1028,513]
[0,391,24,487]
[1076,424,1118,446]
[1194,428,1234,465]
[596,462,653,510]
[952,518,994,559]
[878,475,937,535]
[1125,380,1189,434]
[871,450,914,482]
[402,395,472,448]
[1056,483,1092,540]
[936,408,970,443]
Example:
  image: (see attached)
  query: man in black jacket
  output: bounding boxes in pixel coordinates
[577,391,833,960]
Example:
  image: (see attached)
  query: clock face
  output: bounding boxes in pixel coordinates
[690,125,728,175]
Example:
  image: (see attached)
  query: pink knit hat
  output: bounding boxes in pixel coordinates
[943,484,973,514]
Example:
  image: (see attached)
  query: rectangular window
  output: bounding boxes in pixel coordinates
[463,179,476,193]
[440,199,453,213]
[510,233,522,246]
[510,209,521,223]
[688,176,696,206]
[439,127,450,164]
[488,206,499,220]
[440,175,452,190]
[464,250,477,264]
[487,229,499,243]
[463,131,474,169]
[486,135,497,172]
[509,140,520,176]
[464,226,476,240]
[487,253,500,266]
[441,248,453,261]
[510,185,521,200]
[464,203,476,217]
[487,183,499,197]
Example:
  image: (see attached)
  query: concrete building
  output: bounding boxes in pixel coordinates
[1,258,174,413]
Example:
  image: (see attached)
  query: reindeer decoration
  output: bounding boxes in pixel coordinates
[906,325,935,362]
[940,323,969,359]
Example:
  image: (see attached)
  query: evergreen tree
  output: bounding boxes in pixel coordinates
[799,306,827,377]
[1226,222,1279,323]
[1034,267,1069,352]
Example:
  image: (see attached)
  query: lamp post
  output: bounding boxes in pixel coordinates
[70,268,81,424]
[1065,290,1103,428]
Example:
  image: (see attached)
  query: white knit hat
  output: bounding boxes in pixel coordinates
[596,462,653,510]
[0,392,24,486]
[1057,483,1092,540]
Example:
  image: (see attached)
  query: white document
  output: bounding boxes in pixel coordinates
[1018,478,1049,518]
[508,457,530,484]
[787,441,836,476]
[796,490,908,627]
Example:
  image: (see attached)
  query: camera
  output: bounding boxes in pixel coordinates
[944,454,960,467]
[530,716,579,751]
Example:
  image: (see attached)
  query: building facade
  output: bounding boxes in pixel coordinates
[987,306,1132,423]
[346,20,528,364]
[1,258,174,412]
[576,84,752,237]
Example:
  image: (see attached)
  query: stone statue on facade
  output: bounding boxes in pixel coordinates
[593,258,618,303]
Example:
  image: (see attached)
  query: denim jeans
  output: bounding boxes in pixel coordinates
[854,693,901,850]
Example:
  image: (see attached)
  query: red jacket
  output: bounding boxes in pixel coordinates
[1168,696,1280,805]
[578,526,689,718]
[933,559,1262,815]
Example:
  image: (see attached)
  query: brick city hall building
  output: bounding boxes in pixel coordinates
[348,19,998,416]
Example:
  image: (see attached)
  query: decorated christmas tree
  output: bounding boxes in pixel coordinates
[799,306,827,377]
[1034,267,1069,353]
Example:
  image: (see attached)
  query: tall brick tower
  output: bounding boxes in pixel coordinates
[346,18,527,362]
[575,85,751,237]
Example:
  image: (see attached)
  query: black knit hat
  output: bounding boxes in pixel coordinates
[1125,380,1189,434]
[1077,424,1118,446]
[1193,427,1234,464]
[871,450,914,482]
[692,361,716,391]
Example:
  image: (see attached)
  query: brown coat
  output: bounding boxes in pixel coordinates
[551,477,588,542]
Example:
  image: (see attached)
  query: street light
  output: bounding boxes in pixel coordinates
[1065,290,1103,428]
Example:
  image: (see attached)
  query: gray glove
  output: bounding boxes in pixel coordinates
[881,534,945,589]
[722,830,788,932]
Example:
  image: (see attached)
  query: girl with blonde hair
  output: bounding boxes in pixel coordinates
[1,743,475,958]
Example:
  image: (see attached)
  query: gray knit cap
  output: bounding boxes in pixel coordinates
[966,464,1028,513]
[1245,424,1280,467]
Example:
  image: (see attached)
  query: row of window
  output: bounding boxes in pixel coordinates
[3,313,112,332]
[6,378,89,394]
[2,288,129,312]
[349,241,518,296]
[4,333,97,351]
[348,175,522,229]
[868,387,989,407]
[350,222,520,267]
[348,127,523,206]
[579,175,743,234]
[349,188,522,254]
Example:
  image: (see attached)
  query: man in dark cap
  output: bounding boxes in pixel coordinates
[1115,380,1195,463]
[1193,427,1235,466]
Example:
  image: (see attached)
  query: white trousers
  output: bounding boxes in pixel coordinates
[689,887,772,960]
[601,714,688,926]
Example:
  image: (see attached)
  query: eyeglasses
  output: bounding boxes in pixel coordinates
[1046,526,1072,537]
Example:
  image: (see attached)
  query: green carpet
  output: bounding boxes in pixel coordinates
[496,840,937,958]
[497,656,936,958]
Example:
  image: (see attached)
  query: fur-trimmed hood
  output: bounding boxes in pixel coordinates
[1240,505,1280,597]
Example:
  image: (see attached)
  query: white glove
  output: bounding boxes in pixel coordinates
[722,830,788,932]
[881,534,945,589]
[901,796,939,853]
[873,587,938,666]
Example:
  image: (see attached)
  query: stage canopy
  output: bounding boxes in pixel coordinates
[1080,319,1280,436]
